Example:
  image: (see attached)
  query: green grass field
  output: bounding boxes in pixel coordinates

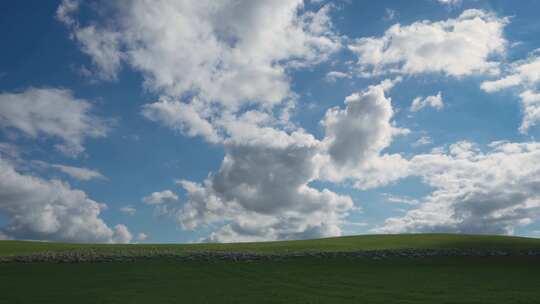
[1,234,540,303]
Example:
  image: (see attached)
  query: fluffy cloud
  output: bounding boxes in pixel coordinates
[481,53,540,133]
[112,224,132,243]
[318,79,410,186]
[519,90,540,133]
[322,79,399,168]
[141,97,221,143]
[177,129,353,242]
[142,190,179,205]
[58,0,340,108]
[58,0,343,146]
[376,141,540,235]
[481,53,540,93]
[0,88,109,156]
[410,92,444,112]
[174,78,414,241]
[349,9,507,77]
[0,157,131,243]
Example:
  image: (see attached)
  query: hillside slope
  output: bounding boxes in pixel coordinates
[2,233,540,257]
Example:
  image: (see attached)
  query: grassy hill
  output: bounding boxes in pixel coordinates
[2,233,540,257]
[1,234,540,304]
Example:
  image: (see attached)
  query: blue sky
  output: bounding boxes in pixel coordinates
[1,0,540,243]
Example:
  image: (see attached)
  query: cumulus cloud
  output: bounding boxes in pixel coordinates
[136,233,148,241]
[318,78,410,186]
[322,79,400,168]
[112,224,132,243]
[172,78,414,241]
[176,129,353,242]
[0,88,109,156]
[481,52,540,93]
[141,97,221,143]
[349,9,507,77]
[410,92,444,112]
[57,0,344,147]
[376,141,540,235]
[519,90,540,133]
[0,156,131,243]
[142,190,179,205]
[58,0,340,108]
[55,0,79,26]
[481,52,540,133]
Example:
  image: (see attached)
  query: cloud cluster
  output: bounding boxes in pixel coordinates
[481,52,540,133]
[349,9,507,77]
[55,1,540,242]
[177,130,353,242]
[0,88,109,156]
[410,92,444,112]
[142,190,179,205]
[58,0,340,108]
[0,156,131,243]
[57,0,344,147]
[377,141,540,235]
[175,79,408,241]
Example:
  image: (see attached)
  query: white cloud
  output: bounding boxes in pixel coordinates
[56,0,79,26]
[120,206,136,216]
[136,233,148,241]
[519,90,540,133]
[413,136,433,147]
[172,78,415,241]
[349,9,507,77]
[112,224,132,243]
[142,190,179,205]
[410,92,444,112]
[481,52,540,133]
[350,153,411,190]
[376,141,540,235]
[50,164,105,181]
[437,0,462,6]
[0,88,109,156]
[383,193,419,205]
[58,0,340,109]
[0,156,131,243]
[141,97,221,143]
[176,129,353,242]
[57,0,344,147]
[318,78,409,185]
[58,0,344,148]
[384,8,396,21]
[325,71,351,82]
[481,53,540,93]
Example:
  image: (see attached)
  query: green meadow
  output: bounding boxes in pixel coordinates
[1,234,540,304]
